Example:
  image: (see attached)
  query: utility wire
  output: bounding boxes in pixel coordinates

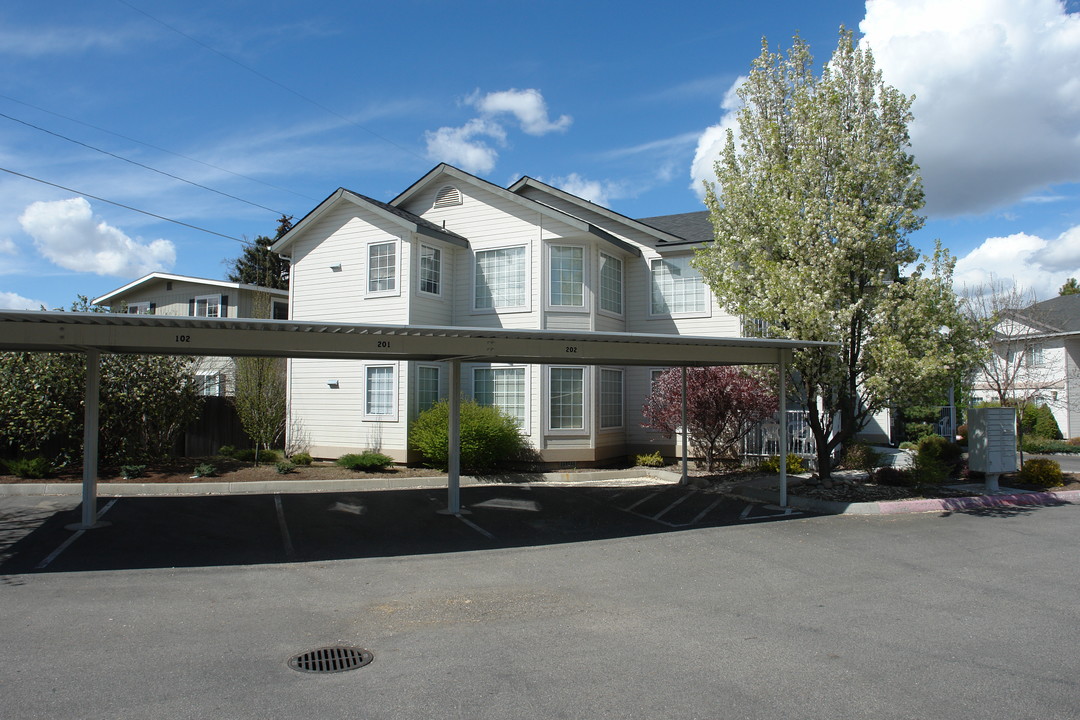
[0,111,286,216]
[117,0,428,164]
[0,166,250,244]
[0,92,319,203]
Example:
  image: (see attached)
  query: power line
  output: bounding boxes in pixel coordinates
[0,111,287,216]
[117,0,428,164]
[0,92,319,203]
[0,166,251,244]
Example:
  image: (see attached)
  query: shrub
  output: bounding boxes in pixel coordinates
[956,424,968,446]
[635,451,664,467]
[234,448,280,463]
[192,462,216,478]
[336,451,394,472]
[904,422,937,443]
[289,452,314,466]
[1017,458,1064,488]
[1021,404,1062,440]
[7,456,54,479]
[874,466,915,487]
[409,400,529,472]
[758,454,806,474]
[1021,436,1080,454]
[217,445,237,458]
[274,461,295,475]
[839,442,882,474]
[898,441,917,451]
[120,464,146,479]
[911,435,963,484]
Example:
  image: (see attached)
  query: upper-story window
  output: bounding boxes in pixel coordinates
[194,294,222,318]
[650,256,706,315]
[126,301,153,315]
[475,246,527,311]
[1026,344,1045,367]
[549,245,584,308]
[272,300,289,320]
[419,244,441,296]
[599,253,623,315]
[367,241,397,296]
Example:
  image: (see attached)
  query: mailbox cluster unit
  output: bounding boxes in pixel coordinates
[967,407,1018,475]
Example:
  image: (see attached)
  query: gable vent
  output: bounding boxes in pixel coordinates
[434,185,462,208]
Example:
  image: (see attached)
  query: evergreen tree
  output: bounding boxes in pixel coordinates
[225,215,293,290]
[1059,277,1079,296]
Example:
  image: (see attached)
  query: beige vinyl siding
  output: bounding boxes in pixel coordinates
[1066,339,1079,438]
[289,206,409,324]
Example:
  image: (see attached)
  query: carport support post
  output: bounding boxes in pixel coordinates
[446,359,462,515]
[71,349,106,530]
[778,352,788,507]
[680,367,688,485]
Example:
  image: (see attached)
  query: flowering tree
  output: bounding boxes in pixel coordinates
[642,367,777,471]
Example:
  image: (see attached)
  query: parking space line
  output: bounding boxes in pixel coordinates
[623,492,660,511]
[273,495,296,560]
[739,504,754,520]
[35,498,118,570]
[652,489,697,520]
[690,497,725,525]
[456,515,495,540]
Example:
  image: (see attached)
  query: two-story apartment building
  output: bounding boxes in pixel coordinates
[271,164,747,463]
[91,272,289,396]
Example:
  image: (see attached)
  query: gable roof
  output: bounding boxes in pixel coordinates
[91,272,287,306]
[391,164,640,256]
[508,175,710,247]
[1012,294,1080,335]
[271,187,469,255]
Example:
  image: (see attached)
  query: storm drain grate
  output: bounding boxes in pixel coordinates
[288,646,373,674]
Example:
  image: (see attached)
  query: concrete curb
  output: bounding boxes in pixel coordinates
[0,469,665,497]
[731,483,1080,515]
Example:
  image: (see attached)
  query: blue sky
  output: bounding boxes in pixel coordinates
[2,0,1079,311]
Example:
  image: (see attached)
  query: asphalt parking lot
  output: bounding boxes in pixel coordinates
[3,482,1080,720]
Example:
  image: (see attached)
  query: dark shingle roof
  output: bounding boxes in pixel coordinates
[635,211,713,245]
[1017,294,1080,334]
[342,189,468,242]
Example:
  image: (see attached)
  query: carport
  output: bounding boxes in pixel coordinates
[0,310,834,529]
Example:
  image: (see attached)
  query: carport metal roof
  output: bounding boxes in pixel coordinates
[0,310,834,529]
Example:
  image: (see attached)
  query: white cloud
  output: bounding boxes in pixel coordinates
[426,89,570,173]
[0,238,16,255]
[18,197,176,277]
[955,224,1080,299]
[0,25,142,57]
[424,118,506,174]
[0,291,45,310]
[468,89,572,135]
[860,0,1080,216]
[688,77,746,195]
[542,173,628,207]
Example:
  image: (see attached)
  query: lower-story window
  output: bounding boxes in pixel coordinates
[416,365,441,413]
[473,366,526,428]
[365,364,397,419]
[549,366,585,431]
[599,368,624,429]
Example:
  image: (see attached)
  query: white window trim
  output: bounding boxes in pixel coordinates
[194,294,222,318]
[597,251,624,319]
[471,364,530,434]
[545,242,589,313]
[545,365,589,435]
[365,239,401,299]
[362,362,399,421]
[599,367,625,430]
[647,255,711,319]
[415,363,443,414]
[416,242,443,299]
[472,244,531,314]
[196,373,223,397]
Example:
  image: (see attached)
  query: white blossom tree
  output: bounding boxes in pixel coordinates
[697,29,980,477]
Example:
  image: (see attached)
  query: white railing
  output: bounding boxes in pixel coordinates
[742,410,817,459]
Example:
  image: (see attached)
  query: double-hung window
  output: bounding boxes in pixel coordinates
[473,366,527,428]
[1026,344,1045,367]
[599,368,624,429]
[367,241,397,295]
[364,364,397,419]
[418,244,441,296]
[599,253,623,315]
[650,256,706,315]
[194,295,221,318]
[549,245,584,308]
[416,365,441,413]
[548,367,585,431]
[475,246,527,310]
[126,301,153,315]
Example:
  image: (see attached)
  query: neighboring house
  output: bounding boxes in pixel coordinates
[91,272,289,396]
[971,293,1080,439]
